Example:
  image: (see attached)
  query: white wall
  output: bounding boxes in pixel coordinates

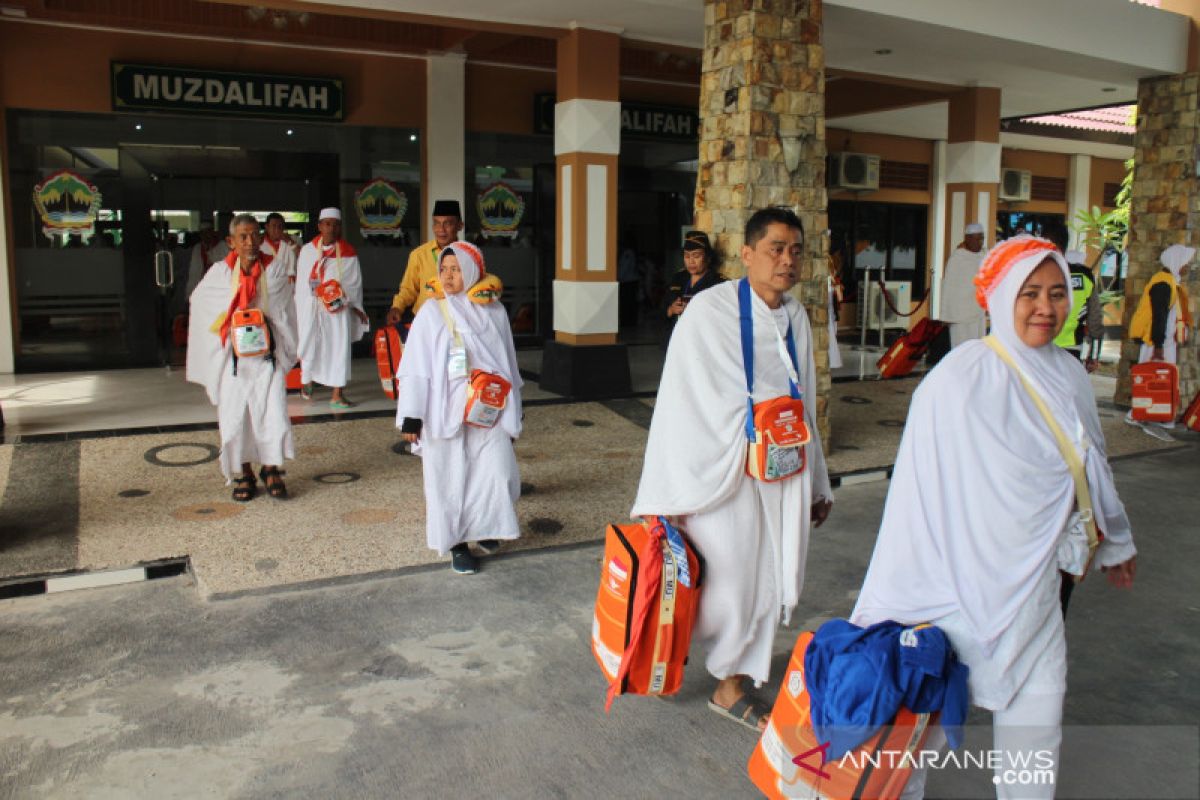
[425,53,466,241]
[0,140,13,374]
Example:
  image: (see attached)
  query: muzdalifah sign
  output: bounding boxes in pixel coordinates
[534,94,698,142]
[112,63,343,121]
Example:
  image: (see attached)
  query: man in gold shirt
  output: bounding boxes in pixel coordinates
[386,199,464,327]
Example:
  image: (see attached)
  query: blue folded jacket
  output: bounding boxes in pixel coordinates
[803,619,969,758]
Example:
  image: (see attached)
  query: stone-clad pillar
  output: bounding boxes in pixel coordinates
[695,0,830,441]
[540,28,631,398]
[1118,73,1200,404]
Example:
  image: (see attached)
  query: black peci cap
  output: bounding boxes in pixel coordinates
[432,199,462,219]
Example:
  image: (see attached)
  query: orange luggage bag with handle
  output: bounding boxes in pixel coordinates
[592,516,704,710]
[1130,361,1179,423]
[285,365,303,391]
[748,631,935,800]
[876,318,945,379]
[374,325,404,399]
[1182,390,1200,432]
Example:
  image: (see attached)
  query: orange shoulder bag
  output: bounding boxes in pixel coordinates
[231,308,272,358]
[311,244,347,313]
[739,279,810,482]
[464,369,512,428]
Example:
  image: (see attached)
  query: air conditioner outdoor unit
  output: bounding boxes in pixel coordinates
[860,280,912,330]
[829,152,880,191]
[999,168,1032,202]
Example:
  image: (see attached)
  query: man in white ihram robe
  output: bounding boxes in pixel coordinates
[261,212,298,282]
[940,222,988,348]
[186,214,297,490]
[632,208,833,731]
[294,207,369,408]
[185,222,229,299]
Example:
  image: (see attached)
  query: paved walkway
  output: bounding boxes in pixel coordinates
[0,360,1184,596]
[1,444,1196,798]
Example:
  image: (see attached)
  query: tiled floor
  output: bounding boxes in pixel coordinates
[0,346,900,442]
[0,357,564,441]
[2,334,1182,596]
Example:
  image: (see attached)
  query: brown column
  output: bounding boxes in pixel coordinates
[944,88,1001,255]
[696,0,830,440]
[539,28,630,397]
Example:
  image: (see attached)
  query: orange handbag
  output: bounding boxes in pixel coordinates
[230,308,271,358]
[317,279,347,313]
[463,370,512,428]
[374,325,404,399]
[592,517,703,710]
[1130,361,1179,423]
[1182,391,1200,432]
[737,278,811,483]
[747,396,810,482]
[748,631,935,800]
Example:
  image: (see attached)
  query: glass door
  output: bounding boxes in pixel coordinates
[9,109,418,371]
[125,143,335,367]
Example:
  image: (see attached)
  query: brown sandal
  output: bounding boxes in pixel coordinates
[258,466,288,499]
[231,474,256,502]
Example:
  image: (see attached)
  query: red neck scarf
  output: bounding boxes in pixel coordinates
[219,252,264,345]
[308,236,356,280]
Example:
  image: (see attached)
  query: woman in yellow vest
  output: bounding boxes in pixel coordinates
[1126,244,1192,437]
[1129,243,1193,365]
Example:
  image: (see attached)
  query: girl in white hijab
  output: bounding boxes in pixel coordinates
[396,242,523,574]
[851,236,1137,799]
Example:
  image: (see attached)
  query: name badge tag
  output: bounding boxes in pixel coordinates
[235,324,268,356]
[447,346,468,380]
[765,443,803,481]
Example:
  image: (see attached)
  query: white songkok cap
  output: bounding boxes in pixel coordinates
[319,207,342,222]
[964,222,985,235]
[1160,243,1195,276]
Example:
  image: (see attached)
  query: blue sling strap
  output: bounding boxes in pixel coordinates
[738,278,802,443]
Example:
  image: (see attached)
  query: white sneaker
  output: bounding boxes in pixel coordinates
[1142,424,1176,442]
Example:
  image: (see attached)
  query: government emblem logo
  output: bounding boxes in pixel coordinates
[355,178,408,238]
[32,170,102,241]
[477,181,525,239]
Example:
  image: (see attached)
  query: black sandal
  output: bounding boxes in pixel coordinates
[231,474,256,502]
[258,466,288,499]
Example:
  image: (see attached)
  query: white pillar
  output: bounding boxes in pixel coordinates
[0,137,14,374]
[425,53,466,241]
[1067,153,1092,250]
[930,139,948,319]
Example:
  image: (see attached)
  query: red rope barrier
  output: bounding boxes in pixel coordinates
[874,278,930,318]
